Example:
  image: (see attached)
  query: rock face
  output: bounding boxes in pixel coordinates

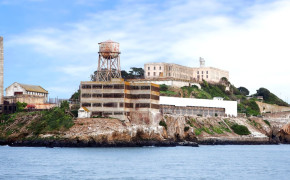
[1,111,288,147]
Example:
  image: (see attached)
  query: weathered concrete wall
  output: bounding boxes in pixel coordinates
[256,101,290,113]
[0,37,3,104]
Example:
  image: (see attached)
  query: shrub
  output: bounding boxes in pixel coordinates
[264,120,271,127]
[231,124,251,135]
[160,84,169,91]
[16,102,28,112]
[159,120,167,130]
[184,126,190,132]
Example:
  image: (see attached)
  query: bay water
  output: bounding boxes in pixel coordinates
[1,145,290,180]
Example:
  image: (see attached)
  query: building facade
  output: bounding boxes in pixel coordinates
[144,58,229,83]
[5,82,48,104]
[159,96,237,117]
[80,78,160,120]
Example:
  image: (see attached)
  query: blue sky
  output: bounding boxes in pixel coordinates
[1,0,289,103]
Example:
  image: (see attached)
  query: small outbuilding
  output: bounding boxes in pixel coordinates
[78,106,91,118]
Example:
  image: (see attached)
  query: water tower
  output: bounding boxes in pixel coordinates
[95,40,121,81]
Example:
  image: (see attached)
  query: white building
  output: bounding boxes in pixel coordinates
[159,96,237,117]
[5,82,48,104]
[78,107,91,118]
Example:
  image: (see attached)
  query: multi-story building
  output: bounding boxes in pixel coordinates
[144,58,229,83]
[80,78,160,120]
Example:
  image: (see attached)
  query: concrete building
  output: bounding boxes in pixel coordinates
[144,57,229,83]
[159,96,237,117]
[128,79,201,89]
[5,82,48,105]
[0,37,4,104]
[80,78,160,120]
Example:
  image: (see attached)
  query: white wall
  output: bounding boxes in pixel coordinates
[5,82,26,96]
[159,96,237,117]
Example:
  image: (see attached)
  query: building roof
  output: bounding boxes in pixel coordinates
[82,106,90,112]
[19,83,48,93]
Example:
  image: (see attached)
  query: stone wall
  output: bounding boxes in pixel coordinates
[256,101,290,113]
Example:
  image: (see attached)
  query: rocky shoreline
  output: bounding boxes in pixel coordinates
[0,139,198,148]
[1,138,282,148]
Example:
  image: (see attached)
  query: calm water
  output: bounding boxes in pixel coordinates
[1,145,290,180]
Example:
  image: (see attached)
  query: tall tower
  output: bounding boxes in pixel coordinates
[95,40,121,81]
[199,57,205,67]
[0,37,3,104]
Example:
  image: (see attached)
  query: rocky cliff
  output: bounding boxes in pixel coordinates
[1,110,286,147]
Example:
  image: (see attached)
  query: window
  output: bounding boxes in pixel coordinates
[197,71,199,74]
[159,72,162,76]
[153,72,156,76]
[168,73,171,76]
[154,66,156,70]
[92,84,102,89]
[206,75,208,78]
[148,67,150,70]
[202,71,204,74]
[159,66,161,70]
[92,103,102,107]
[148,72,150,76]
[206,71,208,74]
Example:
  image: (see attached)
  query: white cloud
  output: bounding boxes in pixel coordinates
[7,0,290,102]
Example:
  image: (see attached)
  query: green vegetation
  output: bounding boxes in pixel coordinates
[159,120,167,130]
[238,99,260,116]
[70,90,80,100]
[28,102,74,135]
[264,120,271,127]
[16,102,28,112]
[230,124,251,135]
[256,88,288,106]
[184,126,190,132]
[238,87,249,96]
[194,128,202,135]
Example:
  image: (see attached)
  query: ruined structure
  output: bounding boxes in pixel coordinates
[0,37,4,104]
[144,57,229,83]
[80,78,160,120]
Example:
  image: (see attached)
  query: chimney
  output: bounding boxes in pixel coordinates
[0,37,4,104]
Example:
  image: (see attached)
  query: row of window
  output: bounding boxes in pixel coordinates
[197,71,208,74]
[147,72,162,77]
[82,84,125,89]
[81,93,160,100]
[148,66,162,70]
[197,75,209,79]
[82,102,159,109]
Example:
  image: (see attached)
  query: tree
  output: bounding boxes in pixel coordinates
[60,101,70,110]
[70,90,80,100]
[238,87,250,96]
[256,88,270,100]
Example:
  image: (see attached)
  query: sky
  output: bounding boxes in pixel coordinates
[0,0,289,103]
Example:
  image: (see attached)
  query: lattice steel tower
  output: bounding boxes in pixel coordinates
[95,40,121,81]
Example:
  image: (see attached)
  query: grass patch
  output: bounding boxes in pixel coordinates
[195,128,202,136]
[160,90,178,96]
[212,126,224,134]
